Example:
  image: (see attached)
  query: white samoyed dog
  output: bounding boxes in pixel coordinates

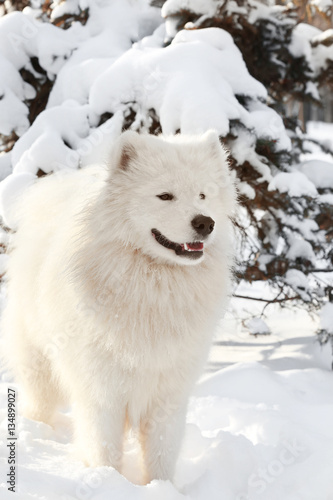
[2,130,236,483]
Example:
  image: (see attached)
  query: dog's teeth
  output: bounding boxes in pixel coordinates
[184,243,188,251]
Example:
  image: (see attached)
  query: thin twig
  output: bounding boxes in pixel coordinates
[233,294,301,303]
[303,268,333,274]
[261,287,284,315]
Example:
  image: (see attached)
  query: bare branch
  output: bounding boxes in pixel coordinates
[234,294,301,303]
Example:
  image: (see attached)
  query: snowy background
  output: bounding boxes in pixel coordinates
[0,0,333,498]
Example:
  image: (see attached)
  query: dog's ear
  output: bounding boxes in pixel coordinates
[113,130,141,171]
[202,129,229,164]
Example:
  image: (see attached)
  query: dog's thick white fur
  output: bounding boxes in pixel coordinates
[2,130,236,483]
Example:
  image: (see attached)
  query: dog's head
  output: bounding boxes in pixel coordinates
[106,130,236,266]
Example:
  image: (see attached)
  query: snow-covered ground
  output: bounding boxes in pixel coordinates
[1,295,333,500]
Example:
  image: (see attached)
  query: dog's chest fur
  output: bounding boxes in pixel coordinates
[73,241,230,372]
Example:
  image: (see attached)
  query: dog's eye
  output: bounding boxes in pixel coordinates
[199,193,206,200]
[157,193,174,201]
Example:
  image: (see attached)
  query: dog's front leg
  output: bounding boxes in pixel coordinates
[73,398,126,471]
[140,397,187,483]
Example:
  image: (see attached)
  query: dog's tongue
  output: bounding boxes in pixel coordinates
[183,242,204,251]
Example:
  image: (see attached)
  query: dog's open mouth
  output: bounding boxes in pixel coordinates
[151,229,204,259]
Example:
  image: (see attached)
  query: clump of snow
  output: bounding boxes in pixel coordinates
[47,58,113,108]
[280,213,319,242]
[310,0,333,10]
[0,54,33,136]
[311,28,333,47]
[268,171,318,197]
[306,121,333,155]
[319,193,333,205]
[77,111,124,168]
[284,269,310,300]
[286,237,316,265]
[289,23,333,76]
[305,80,320,100]
[0,10,77,75]
[162,0,219,18]
[237,180,256,199]
[0,172,36,228]
[289,22,320,59]
[299,160,333,189]
[244,317,271,336]
[0,9,76,135]
[258,253,275,271]
[229,129,272,182]
[246,100,291,152]
[12,102,90,174]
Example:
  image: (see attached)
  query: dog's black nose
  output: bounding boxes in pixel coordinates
[191,215,215,237]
